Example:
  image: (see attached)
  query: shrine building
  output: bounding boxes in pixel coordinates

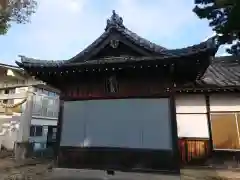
[16,11,240,172]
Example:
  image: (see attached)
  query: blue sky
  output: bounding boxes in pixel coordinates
[0,0,229,65]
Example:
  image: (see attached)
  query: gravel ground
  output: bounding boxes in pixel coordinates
[0,155,240,180]
[0,156,52,180]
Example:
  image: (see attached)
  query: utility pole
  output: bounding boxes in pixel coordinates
[14,86,34,161]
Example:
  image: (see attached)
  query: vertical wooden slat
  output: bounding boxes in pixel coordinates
[178,138,210,165]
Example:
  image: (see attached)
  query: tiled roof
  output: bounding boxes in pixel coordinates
[200,56,240,86]
[16,55,207,68]
[68,10,217,63]
[16,55,240,88]
[15,10,218,67]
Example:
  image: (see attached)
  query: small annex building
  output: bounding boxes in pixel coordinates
[16,11,240,172]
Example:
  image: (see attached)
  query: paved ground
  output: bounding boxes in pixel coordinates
[45,168,240,180]
[1,156,240,179]
[182,168,240,179]
[45,169,181,180]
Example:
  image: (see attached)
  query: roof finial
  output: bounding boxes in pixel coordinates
[105,10,124,31]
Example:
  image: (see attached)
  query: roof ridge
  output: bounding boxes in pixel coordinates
[105,10,168,52]
[105,10,125,31]
[68,10,170,62]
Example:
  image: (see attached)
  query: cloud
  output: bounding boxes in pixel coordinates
[16,0,88,59]
[115,0,197,38]
[216,44,231,56]
[0,0,215,64]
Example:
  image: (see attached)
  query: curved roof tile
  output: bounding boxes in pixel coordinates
[68,10,217,62]
[16,11,218,66]
[16,55,240,89]
[201,56,240,86]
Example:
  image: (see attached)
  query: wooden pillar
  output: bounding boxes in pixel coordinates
[169,92,181,172]
[205,94,213,155]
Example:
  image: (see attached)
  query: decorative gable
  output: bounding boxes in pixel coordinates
[68,10,169,63]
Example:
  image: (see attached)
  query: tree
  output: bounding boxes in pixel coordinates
[193,0,240,55]
[0,0,37,35]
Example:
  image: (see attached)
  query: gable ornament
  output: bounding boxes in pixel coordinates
[107,75,118,93]
[110,39,119,49]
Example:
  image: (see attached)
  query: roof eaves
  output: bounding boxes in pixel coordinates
[200,55,240,87]
[0,62,23,71]
[17,55,66,67]
[168,37,218,56]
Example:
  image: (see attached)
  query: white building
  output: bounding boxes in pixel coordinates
[0,63,59,151]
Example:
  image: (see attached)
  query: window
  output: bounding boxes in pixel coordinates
[48,91,56,97]
[36,126,43,136]
[30,126,35,136]
[32,95,43,116]
[52,128,57,140]
[4,89,9,94]
[2,88,15,105]
[175,95,208,138]
[9,88,15,94]
[4,88,15,94]
[30,125,43,137]
[177,114,209,138]
[211,113,240,150]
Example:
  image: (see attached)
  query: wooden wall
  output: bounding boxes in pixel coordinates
[178,138,210,165]
[177,93,240,165]
[175,94,210,164]
[62,75,240,165]
[63,75,172,99]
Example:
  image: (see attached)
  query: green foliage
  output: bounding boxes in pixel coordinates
[193,0,240,55]
[0,0,37,35]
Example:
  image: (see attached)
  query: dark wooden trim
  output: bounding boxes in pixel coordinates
[210,111,240,113]
[58,146,179,175]
[169,95,181,172]
[62,93,171,101]
[178,137,209,141]
[54,96,64,166]
[205,95,213,154]
[210,150,240,164]
[176,87,240,92]
[213,148,240,152]
[176,112,207,115]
